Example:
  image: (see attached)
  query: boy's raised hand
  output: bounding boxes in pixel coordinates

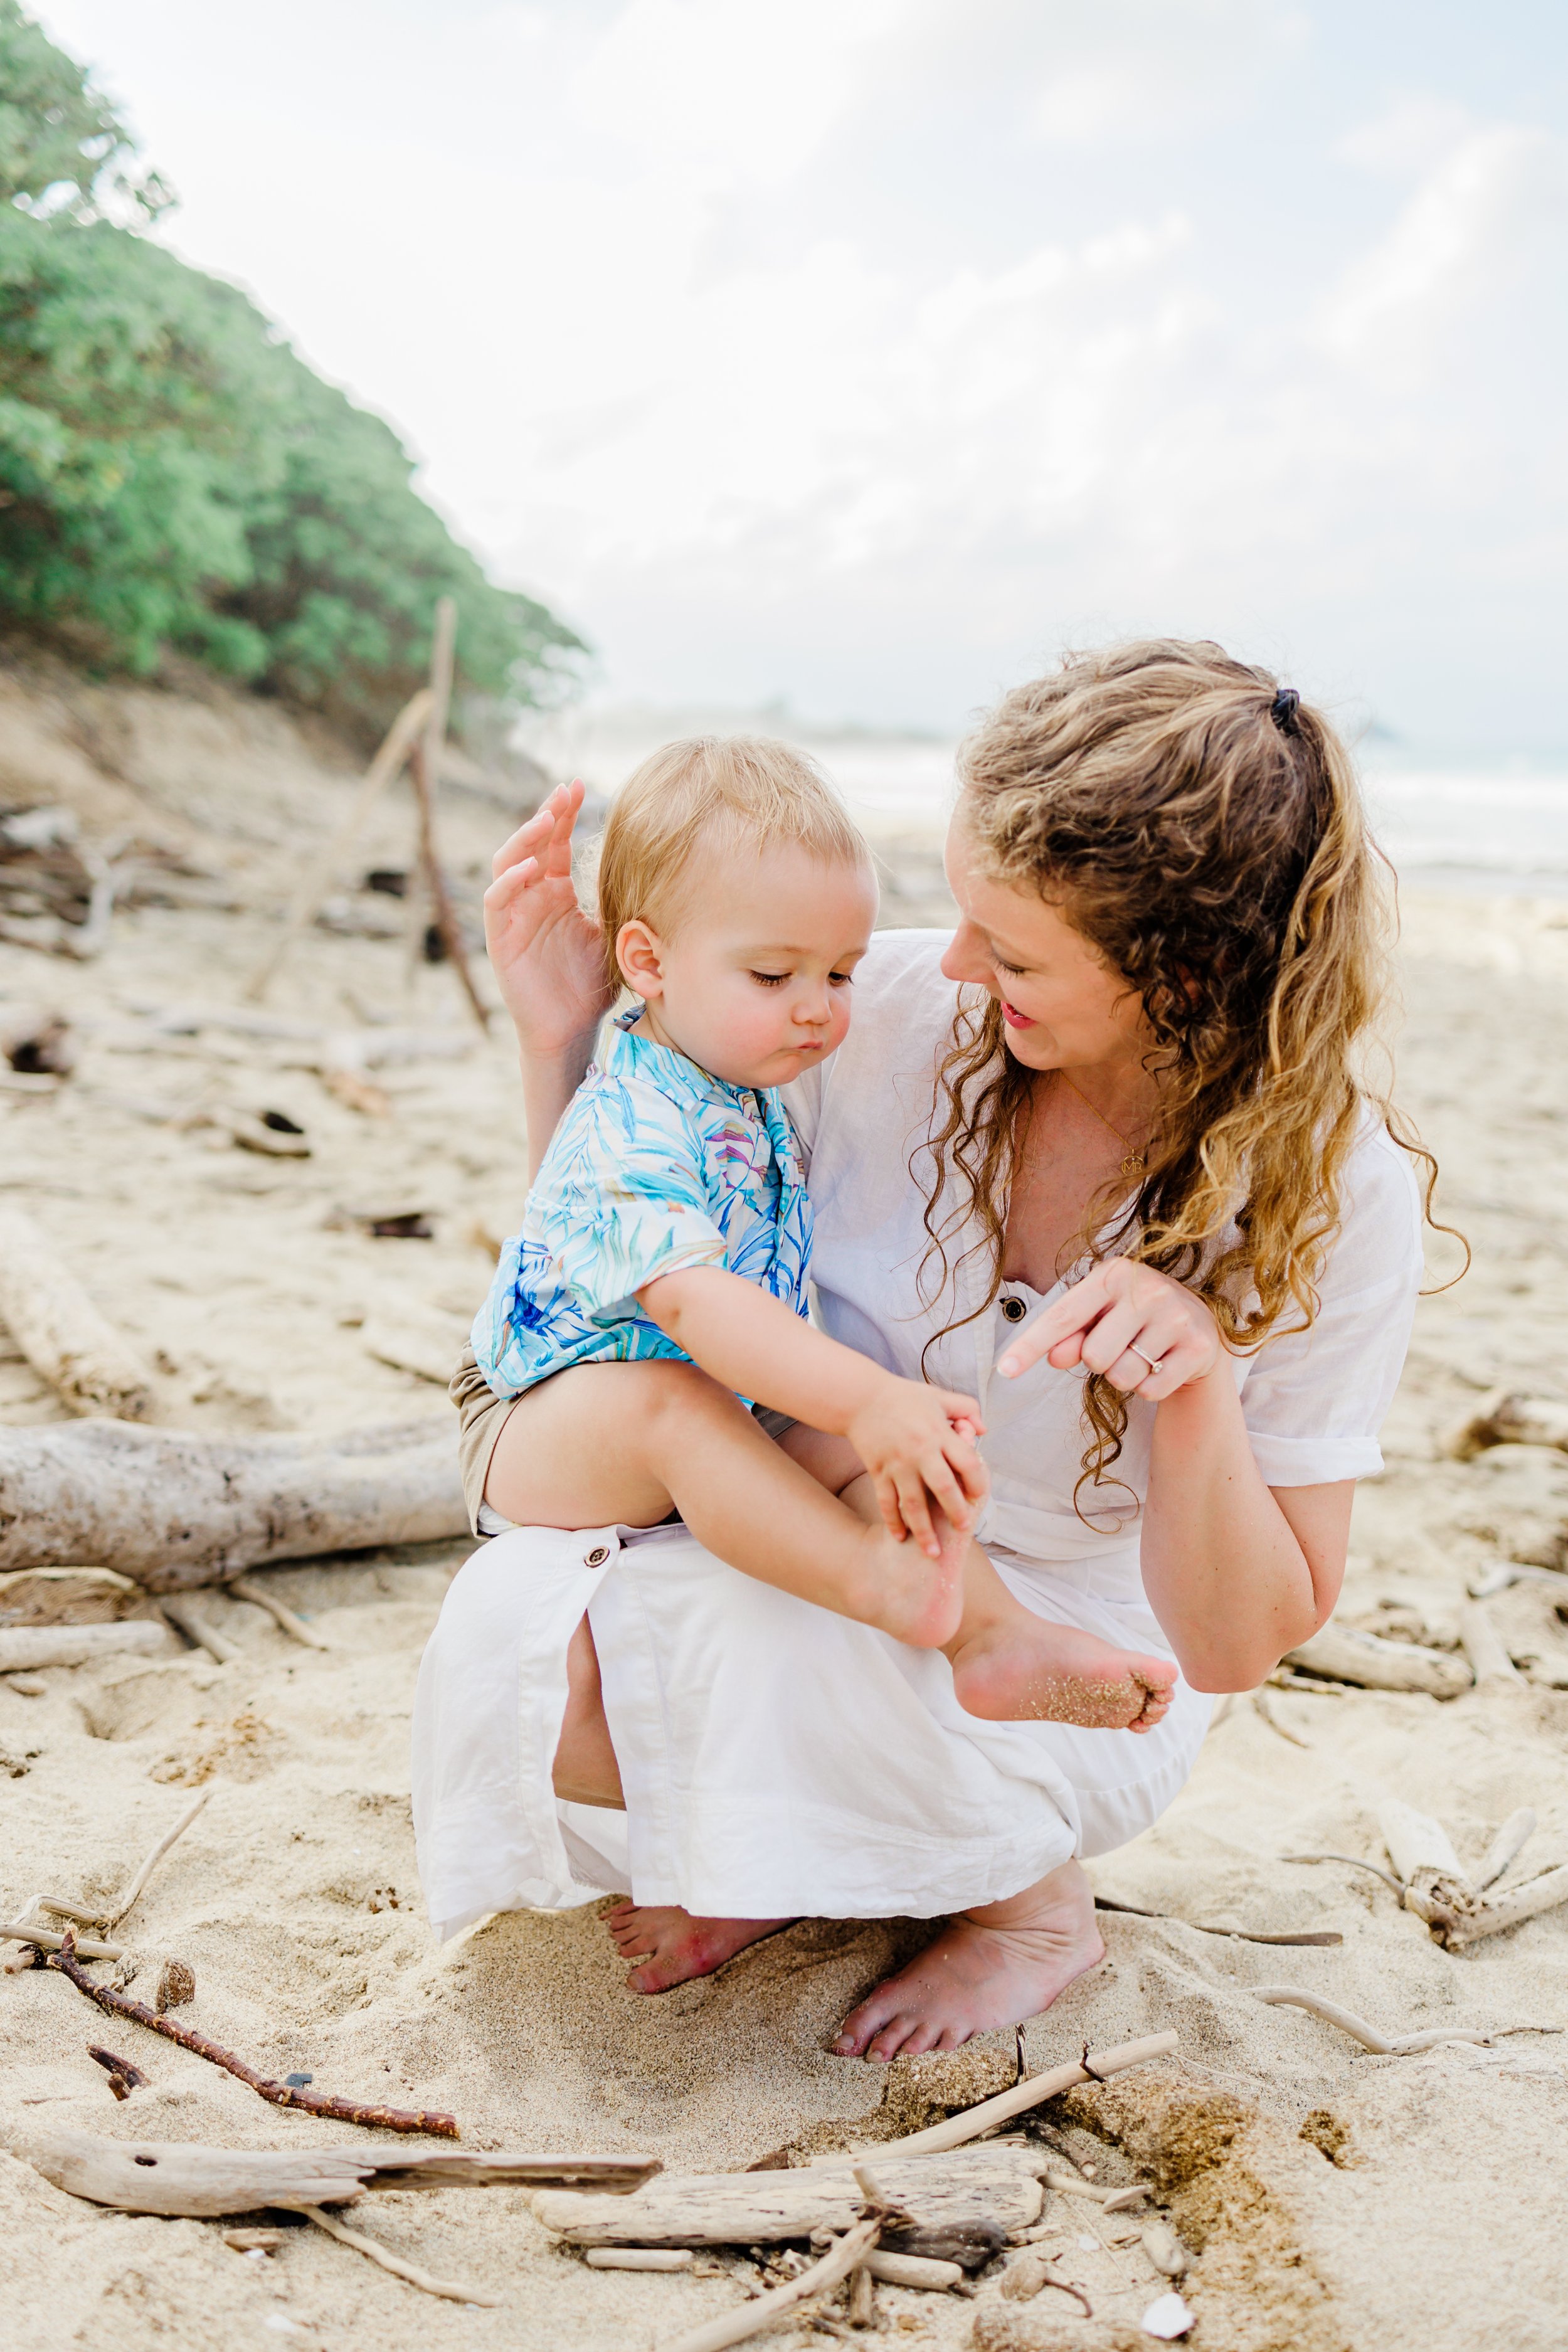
[847,1376,988,1559]
[484,780,617,1059]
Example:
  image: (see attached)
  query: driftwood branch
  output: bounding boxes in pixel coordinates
[0,1209,154,1420]
[875,2032,1179,2158]
[535,2147,1045,2250]
[243,688,432,1004]
[409,742,490,1034]
[159,1596,240,1665]
[0,1416,466,1586]
[45,1934,458,2137]
[1458,1600,1522,1686]
[1443,1387,1568,1459]
[31,1788,212,1936]
[1438,1865,1568,1949]
[1281,1852,1407,1897]
[230,1574,330,1650]
[1093,1897,1340,1948]
[1477,1808,1537,1892]
[1284,1624,1471,1698]
[280,2201,499,2306]
[661,2220,881,2352]
[0,1621,166,1672]
[1,1920,122,1961]
[1254,1986,1495,2055]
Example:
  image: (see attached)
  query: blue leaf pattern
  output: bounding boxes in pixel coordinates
[472,1011,812,1402]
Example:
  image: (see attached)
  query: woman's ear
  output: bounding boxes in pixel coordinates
[616,918,666,999]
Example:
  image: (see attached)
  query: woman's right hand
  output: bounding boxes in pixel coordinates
[483,780,618,1061]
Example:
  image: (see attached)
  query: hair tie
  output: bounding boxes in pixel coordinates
[1270,686,1301,736]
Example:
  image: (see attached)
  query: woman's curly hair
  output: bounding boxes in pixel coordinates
[918,638,1454,1508]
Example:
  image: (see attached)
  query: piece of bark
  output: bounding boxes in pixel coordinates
[534,2147,1044,2250]
[1458,1599,1523,1685]
[0,1621,166,1671]
[1284,1624,1471,1698]
[0,1416,465,1586]
[0,1209,154,1420]
[45,1934,459,2137]
[1443,1388,1568,1459]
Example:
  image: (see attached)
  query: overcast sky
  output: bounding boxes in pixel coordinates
[34,0,1568,751]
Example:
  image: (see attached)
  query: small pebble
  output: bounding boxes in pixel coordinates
[283,2072,314,2087]
[154,1958,195,2013]
[1142,2289,1195,2339]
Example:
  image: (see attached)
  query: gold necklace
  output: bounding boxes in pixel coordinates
[1056,1068,1149,1179]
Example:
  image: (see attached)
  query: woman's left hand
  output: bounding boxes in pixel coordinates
[995,1258,1221,1402]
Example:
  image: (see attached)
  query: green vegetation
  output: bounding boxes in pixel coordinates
[0,3,583,742]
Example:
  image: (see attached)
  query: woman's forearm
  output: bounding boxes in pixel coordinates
[521,1029,600,1182]
[1140,1370,1323,1692]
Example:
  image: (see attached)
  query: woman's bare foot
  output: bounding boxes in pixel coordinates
[831,1860,1105,2060]
[948,1618,1176,1729]
[603,1902,797,1993]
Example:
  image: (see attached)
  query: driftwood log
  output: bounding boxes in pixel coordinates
[0,1209,154,1419]
[0,1416,466,1587]
[3,2126,659,2217]
[534,2146,1045,2253]
[1284,1623,1472,1698]
[1443,1389,1568,1459]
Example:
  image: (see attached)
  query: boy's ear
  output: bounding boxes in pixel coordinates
[615,918,665,999]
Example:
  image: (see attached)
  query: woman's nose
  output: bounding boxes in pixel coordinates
[940,921,989,984]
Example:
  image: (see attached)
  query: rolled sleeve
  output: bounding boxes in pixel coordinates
[1238,1130,1423,1489]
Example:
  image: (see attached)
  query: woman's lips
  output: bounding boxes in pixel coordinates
[1000,999,1035,1029]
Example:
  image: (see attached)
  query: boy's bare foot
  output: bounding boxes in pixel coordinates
[846,1505,968,1650]
[947,1618,1177,1730]
[603,1902,796,1993]
[831,1859,1104,2060]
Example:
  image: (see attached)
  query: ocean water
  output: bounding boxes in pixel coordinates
[821,741,1568,896]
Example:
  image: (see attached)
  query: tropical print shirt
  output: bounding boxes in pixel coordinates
[472,1010,813,1401]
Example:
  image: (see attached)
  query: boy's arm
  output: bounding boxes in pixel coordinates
[638,1264,985,1554]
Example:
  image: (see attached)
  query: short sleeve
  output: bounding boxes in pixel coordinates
[1238,1123,1424,1486]
[531,1074,729,1320]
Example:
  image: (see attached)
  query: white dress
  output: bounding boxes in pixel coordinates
[411,933,1423,1939]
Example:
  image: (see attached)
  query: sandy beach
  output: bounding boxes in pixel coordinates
[2,660,1567,2352]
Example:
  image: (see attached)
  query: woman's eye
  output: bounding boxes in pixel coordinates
[993,955,1026,977]
[748,971,788,988]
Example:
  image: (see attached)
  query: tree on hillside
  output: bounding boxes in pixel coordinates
[0,2,584,743]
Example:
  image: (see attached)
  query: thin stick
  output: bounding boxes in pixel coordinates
[230,1575,330,1651]
[243,689,432,1003]
[46,1934,458,2137]
[876,2032,1179,2159]
[660,2220,880,2352]
[1252,1688,1311,1748]
[1,1920,121,1961]
[1254,1985,1499,2056]
[281,2203,497,2306]
[159,1596,240,1666]
[409,743,490,1032]
[1093,1897,1340,1947]
[1476,1808,1537,1892]
[107,1788,213,1928]
[1281,1852,1407,1897]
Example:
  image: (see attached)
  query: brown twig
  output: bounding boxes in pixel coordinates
[87,2045,148,2099]
[46,1936,458,2137]
[409,748,490,1034]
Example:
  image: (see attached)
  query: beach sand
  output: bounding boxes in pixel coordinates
[1,664,1566,2351]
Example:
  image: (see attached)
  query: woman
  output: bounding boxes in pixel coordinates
[412,639,1430,2062]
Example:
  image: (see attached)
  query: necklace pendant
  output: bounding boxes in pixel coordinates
[1121,1152,1147,1178]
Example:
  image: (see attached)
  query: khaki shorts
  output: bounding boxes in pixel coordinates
[449,1345,797,1541]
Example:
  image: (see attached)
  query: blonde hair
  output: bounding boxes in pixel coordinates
[919,638,1458,1505]
[596,734,871,986]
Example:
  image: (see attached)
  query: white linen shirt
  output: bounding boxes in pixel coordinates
[783,930,1423,1600]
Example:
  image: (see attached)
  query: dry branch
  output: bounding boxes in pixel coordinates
[45,1934,458,2137]
[280,2201,498,2306]
[1256,1985,1500,2055]
[1443,1388,1568,1459]
[0,1621,166,1671]
[1281,1851,1407,1897]
[874,2032,1179,2159]
[1093,1896,1340,1947]
[230,1574,329,1650]
[1476,1808,1539,1892]
[243,689,432,1004]
[660,2220,881,2352]
[1438,1865,1568,1949]
[1458,1599,1522,1685]
[1283,1624,1471,1698]
[159,1595,240,1664]
[0,1416,466,1586]
[534,2147,1045,2250]
[0,1209,154,1419]
[1,1920,122,1960]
